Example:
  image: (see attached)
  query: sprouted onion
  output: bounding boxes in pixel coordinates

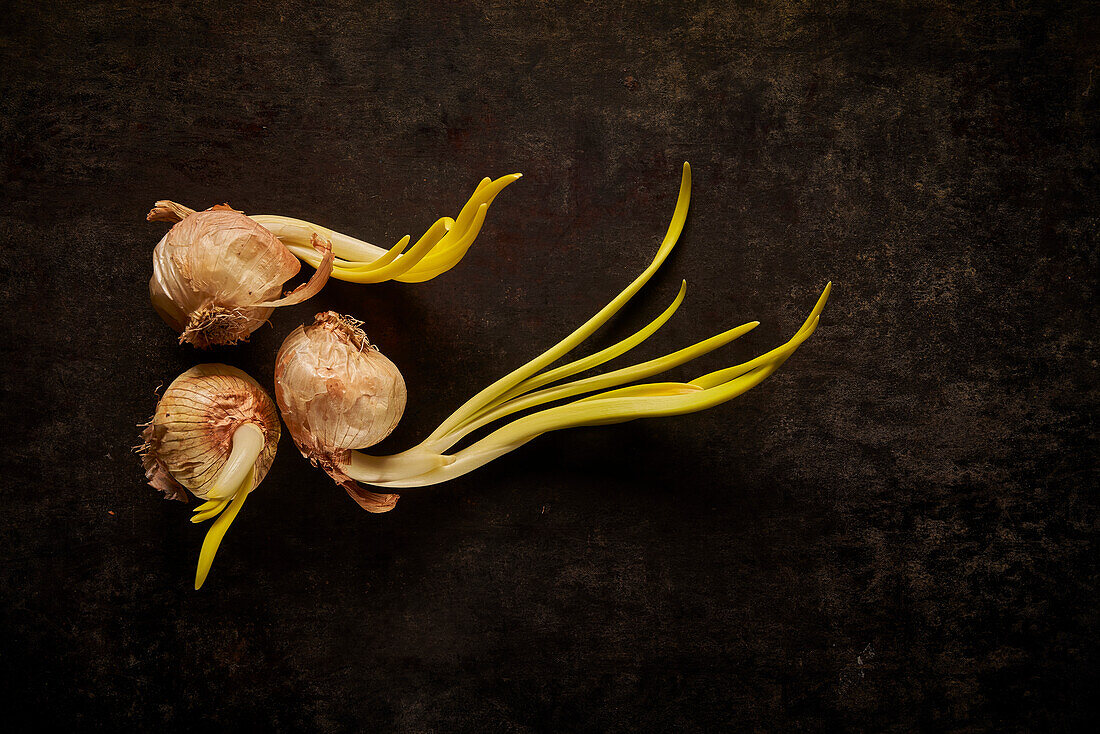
[273,163,831,507]
[148,173,521,347]
[147,204,336,348]
[138,364,280,589]
[274,313,407,512]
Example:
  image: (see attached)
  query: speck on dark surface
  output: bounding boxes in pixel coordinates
[0,1,1096,731]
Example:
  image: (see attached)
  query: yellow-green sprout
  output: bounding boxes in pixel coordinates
[272,163,831,505]
[251,174,521,283]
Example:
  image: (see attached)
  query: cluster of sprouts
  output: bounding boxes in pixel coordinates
[138,164,829,588]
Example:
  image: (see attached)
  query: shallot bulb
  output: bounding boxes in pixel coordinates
[273,164,832,506]
[147,172,521,347]
[147,204,335,348]
[139,363,280,588]
[274,313,407,513]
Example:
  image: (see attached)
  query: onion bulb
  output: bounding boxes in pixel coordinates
[147,172,522,347]
[147,204,336,348]
[138,363,280,589]
[274,313,407,513]
[273,164,832,500]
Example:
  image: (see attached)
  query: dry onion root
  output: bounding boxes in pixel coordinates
[147,173,522,348]
[138,364,280,589]
[273,163,831,509]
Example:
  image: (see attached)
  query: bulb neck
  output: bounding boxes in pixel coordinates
[205,423,266,500]
[310,311,375,351]
[345,449,456,484]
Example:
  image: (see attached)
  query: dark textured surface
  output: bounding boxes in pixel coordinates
[1,1,1097,730]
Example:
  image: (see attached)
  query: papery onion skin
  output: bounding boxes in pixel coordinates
[274,312,406,512]
[139,363,280,501]
[149,206,329,348]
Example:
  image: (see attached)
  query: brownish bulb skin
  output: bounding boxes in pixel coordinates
[274,311,407,513]
[140,364,280,502]
[147,204,333,348]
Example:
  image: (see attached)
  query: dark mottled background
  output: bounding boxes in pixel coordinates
[1,0,1096,730]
